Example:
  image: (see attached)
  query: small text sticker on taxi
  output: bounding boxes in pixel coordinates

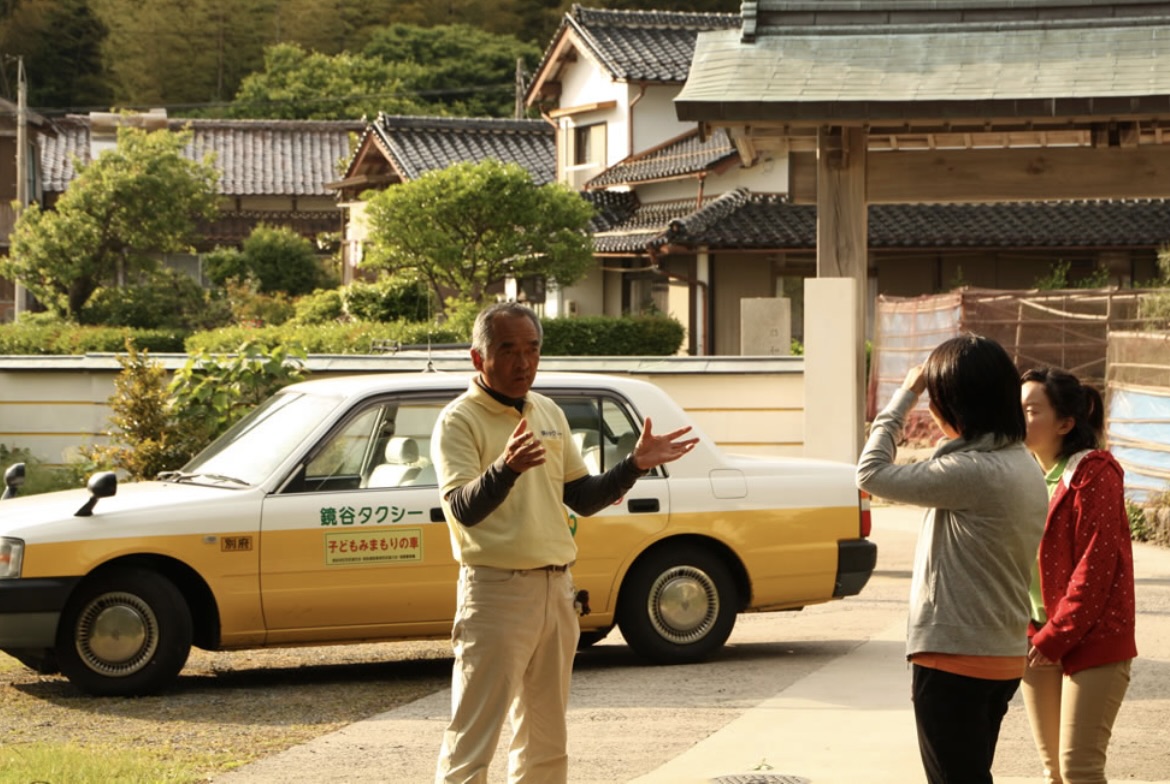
[221,536,253,552]
[325,528,423,566]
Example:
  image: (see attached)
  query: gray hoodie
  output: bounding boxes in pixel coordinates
[857,389,1047,659]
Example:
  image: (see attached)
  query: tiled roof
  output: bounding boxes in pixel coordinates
[592,197,701,254]
[534,5,740,88]
[368,114,555,184]
[593,188,1170,253]
[678,3,1170,123]
[585,128,737,189]
[41,117,89,191]
[583,189,639,235]
[41,116,363,196]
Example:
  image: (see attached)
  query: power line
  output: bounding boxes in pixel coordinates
[0,80,520,118]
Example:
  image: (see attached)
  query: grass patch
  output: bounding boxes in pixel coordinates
[0,652,21,673]
[0,743,201,784]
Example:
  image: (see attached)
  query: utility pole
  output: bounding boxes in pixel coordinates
[514,58,525,120]
[14,56,28,319]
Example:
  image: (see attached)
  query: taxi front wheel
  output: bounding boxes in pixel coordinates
[56,568,193,696]
[616,544,738,664]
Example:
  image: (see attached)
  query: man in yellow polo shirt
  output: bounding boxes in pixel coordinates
[432,301,697,784]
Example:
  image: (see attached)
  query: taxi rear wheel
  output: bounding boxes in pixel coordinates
[56,568,193,696]
[616,544,738,664]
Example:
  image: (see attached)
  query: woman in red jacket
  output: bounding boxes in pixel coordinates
[1020,367,1137,784]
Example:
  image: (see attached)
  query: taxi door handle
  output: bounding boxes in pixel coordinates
[628,498,659,513]
[430,507,446,523]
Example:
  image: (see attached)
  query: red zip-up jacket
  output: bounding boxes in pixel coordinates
[1030,449,1137,675]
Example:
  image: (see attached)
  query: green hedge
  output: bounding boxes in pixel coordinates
[0,315,685,357]
[541,315,684,356]
[0,323,187,354]
[185,321,462,354]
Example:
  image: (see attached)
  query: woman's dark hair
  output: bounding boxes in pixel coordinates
[1020,366,1104,457]
[922,335,1027,442]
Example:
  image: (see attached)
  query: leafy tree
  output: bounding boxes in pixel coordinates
[361,24,540,117]
[204,224,330,296]
[83,341,306,479]
[362,159,595,309]
[229,42,429,120]
[91,0,276,105]
[168,341,306,458]
[0,0,112,108]
[3,126,220,319]
[272,0,402,56]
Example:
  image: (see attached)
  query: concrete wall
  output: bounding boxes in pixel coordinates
[0,355,806,468]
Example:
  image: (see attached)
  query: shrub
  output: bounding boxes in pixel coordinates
[80,268,230,331]
[345,278,432,322]
[168,342,307,458]
[541,315,684,356]
[294,288,346,324]
[1127,499,1152,542]
[80,343,189,480]
[185,321,461,354]
[224,276,297,326]
[0,444,88,496]
[0,323,186,354]
[202,246,249,287]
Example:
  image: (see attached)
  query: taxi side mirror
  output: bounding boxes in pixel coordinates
[2,463,25,500]
[75,471,118,517]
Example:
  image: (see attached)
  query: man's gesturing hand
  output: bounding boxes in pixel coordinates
[631,417,699,471]
[504,418,546,473]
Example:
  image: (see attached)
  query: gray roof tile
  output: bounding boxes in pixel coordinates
[585,128,737,188]
[679,2,1170,122]
[42,116,364,196]
[369,114,555,184]
[536,5,740,86]
[593,189,1170,253]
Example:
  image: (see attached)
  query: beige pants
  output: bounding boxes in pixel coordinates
[1021,659,1132,784]
[435,564,579,784]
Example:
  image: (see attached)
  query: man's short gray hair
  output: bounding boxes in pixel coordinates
[471,301,543,355]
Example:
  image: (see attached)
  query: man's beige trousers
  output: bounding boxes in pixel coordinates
[436,565,579,784]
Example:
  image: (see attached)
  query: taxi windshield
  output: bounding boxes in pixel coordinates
[178,391,342,486]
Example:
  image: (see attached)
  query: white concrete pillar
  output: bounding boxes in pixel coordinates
[804,277,863,463]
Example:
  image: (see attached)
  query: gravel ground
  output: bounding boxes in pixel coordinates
[0,640,454,782]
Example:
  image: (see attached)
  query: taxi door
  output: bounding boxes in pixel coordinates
[549,392,672,619]
[257,394,458,641]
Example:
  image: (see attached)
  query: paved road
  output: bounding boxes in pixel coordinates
[213,504,1170,783]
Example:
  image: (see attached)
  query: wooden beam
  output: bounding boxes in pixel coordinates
[730,129,758,167]
[790,145,1170,204]
[548,100,617,119]
[815,126,868,456]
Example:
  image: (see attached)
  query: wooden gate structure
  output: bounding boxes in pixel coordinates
[676,0,1170,452]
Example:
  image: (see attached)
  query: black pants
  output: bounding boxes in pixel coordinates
[911,664,1021,784]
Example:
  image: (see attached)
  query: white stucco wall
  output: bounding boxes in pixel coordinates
[0,357,808,469]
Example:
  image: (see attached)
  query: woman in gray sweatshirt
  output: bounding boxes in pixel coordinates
[857,335,1048,784]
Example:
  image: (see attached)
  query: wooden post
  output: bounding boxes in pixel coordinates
[817,126,868,456]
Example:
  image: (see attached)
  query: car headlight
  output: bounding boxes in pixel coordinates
[0,538,23,579]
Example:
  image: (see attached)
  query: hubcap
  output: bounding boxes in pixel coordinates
[647,565,719,644]
[76,591,159,676]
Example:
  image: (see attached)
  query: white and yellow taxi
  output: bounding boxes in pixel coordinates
[0,372,875,696]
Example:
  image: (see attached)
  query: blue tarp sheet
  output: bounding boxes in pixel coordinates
[1108,385,1170,504]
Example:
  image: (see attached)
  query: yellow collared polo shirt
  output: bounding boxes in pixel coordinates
[432,380,589,570]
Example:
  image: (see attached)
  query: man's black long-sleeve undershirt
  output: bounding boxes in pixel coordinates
[445,454,648,527]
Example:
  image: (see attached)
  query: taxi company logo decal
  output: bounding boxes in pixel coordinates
[325,528,423,565]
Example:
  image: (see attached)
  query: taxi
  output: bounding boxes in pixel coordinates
[0,372,875,696]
